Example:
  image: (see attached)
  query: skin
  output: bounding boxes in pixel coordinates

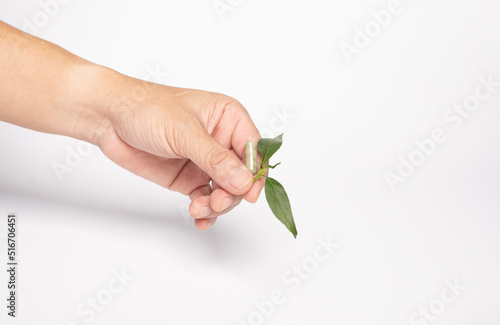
[0,21,265,231]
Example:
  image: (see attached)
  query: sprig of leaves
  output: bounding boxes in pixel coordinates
[253,134,297,238]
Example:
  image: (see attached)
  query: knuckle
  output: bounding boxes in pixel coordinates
[215,94,245,113]
[206,146,233,170]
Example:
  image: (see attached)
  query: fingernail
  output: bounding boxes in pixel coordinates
[197,206,211,219]
[228,167,252,191]
[220,197,233,211]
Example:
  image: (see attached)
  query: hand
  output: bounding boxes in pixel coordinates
[93,76,265,231]
[0,21,264,231]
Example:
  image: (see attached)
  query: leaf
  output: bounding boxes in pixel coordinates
[267,162,281,169]
[253,162,282,183]
[265,177,297,238]
[257,134,283,167]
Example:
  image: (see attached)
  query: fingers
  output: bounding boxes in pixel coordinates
[188,185,243,231]
[209,101,265,203]
[168,160,212,195]
[192,195,243,231]
[184,130,254,196]
[194,218,217,231]
[178,98,265,203]
[243,176,266,203]
[189,184,212,200]
[189,193,243,221]
[211,101,261,158]
[210,187,235,212]
[188,185,214,219]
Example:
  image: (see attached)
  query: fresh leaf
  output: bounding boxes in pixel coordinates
[253,162,281,183]
[253,133,297,237]
[265,177,297,238]
[257,134,283,167]
[267,162,281,169]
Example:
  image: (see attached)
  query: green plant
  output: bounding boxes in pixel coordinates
[250,134,297,238]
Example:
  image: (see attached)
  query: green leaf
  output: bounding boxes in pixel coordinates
[253,162,282,183]
[257,134,283,167]
[265,177,297,238]
[267,162,281,169]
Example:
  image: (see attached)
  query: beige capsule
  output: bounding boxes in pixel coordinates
[245,140,258,174]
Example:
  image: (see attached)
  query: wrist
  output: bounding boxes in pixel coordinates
[64,61,124,146]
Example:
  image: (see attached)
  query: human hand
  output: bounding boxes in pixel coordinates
[92,73,264,231]
[0,21,263,231]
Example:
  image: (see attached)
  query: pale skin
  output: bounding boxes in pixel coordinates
[0,21,265,231]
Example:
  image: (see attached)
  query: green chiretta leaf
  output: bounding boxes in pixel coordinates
[257,134,283,167]
[265,177,297,238]
[253,162,281,183]
[267,162,281,169]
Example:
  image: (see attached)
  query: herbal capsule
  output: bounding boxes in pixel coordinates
[245,140,258,174]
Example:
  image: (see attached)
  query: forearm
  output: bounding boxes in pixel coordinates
[0,21,119,145]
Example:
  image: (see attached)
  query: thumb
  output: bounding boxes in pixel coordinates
[186,132,253,195]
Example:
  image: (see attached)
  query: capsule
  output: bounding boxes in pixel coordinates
[245,140,258,174]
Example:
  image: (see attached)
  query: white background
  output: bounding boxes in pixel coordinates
[1,0,500,324]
